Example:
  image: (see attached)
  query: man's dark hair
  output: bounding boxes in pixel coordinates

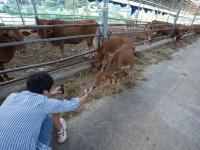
[26,72,54,94]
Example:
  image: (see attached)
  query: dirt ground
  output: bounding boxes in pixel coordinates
[52,34,199,121]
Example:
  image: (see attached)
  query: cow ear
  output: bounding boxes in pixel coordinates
[22,31,31,36]
[31,29,37,33]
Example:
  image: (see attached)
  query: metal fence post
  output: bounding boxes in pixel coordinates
[16,0,25,25]
[31,0,38,20]
[173,0,184,28]
[155,0,162,21]
[166,3,173,23]
[102,0,109,40]
[73,0,76,20]
[191,5,200,25]
[136,0,142,25]
[0,16,4,24]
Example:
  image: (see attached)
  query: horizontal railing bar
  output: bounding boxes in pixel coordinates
[0,34,101,48]
[0,50,96,74]
[0,23,101,30]
[0,27,177,48]
[0,23,150,30]
[0,59,92,87]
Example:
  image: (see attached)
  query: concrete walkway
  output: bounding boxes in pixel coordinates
[52,38,200,150]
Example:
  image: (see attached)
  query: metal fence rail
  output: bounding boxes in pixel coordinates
[0,34,101,48]
[0,49,96,74]
[0,23,101,30]
[0,26,176,49]
[0,59,93,87]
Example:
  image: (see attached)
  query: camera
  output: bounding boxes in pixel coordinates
[60,84,64,94]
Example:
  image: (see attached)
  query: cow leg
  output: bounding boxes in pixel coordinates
[59,42,65,59]
[0,63,13,81]
[0,75,4,82]
[85,38,95,59]
[0,63,4,82]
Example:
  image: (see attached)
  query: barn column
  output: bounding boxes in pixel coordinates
[135,0,142,26]
[191,5,200,25]
[173,0,184,28]
[31,0,38,20]
[166,3,173,22]
[16,0,25,25]
[184,2,191,25]
[73,0,76,20]
[0,16,3,24]
[102,0,109,40]
[155,0,162,21]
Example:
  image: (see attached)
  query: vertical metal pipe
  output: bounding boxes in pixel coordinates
[16,0,25,25]
[0,16,4,24]
[173,0,184,28]
[127,1,130,18]
[166,3,173,23]
[136,0,142,25]
[102,0,109,40]
[191,5,200,25]
[184,4,191,25]
[31,0,38,20]
[166,10,170,22]
[155,0,162,21]
[73,0,75,20]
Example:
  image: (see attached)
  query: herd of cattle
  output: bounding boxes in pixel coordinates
[0,18,200,85]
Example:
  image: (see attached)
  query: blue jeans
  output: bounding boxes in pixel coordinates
[37,116,53,150]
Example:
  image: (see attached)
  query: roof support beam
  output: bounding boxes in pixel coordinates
[191,5,200,25]
[173,0,184,27]
[16,0,25,25]
[31,0,38,20]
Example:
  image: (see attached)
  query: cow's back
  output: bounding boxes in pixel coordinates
[101,36,125,54]
[105,44,135,73]
[47,20,98,36]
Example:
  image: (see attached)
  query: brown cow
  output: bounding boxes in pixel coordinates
[35,18,98,58]
[176,24,189,33]
[0,30,30,82]
[95,44,135,87]
[191,24,200,34]
[144,20,181,43]
[91,36,127,72]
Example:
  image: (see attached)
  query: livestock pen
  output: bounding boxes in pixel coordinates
[1,0,200,149]
[0,0,200,95]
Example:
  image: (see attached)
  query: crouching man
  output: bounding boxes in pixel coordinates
[0,72,90,150]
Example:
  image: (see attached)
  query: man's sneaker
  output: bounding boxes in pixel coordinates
[57,118,67,143]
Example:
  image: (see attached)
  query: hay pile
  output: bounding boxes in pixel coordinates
[56,34,200,120]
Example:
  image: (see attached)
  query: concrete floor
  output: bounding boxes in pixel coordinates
[52,38,200,150]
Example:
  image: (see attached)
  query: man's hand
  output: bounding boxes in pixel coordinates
[79,89,91,102]
[50,87,62,97]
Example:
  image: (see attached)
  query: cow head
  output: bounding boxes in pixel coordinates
[91,53,102,71]
[95,70,108,87]
[0,30,30,54]
[144,24,155,41]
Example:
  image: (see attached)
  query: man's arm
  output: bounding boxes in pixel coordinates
[50,86,90,103]
[43,87,90,114]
